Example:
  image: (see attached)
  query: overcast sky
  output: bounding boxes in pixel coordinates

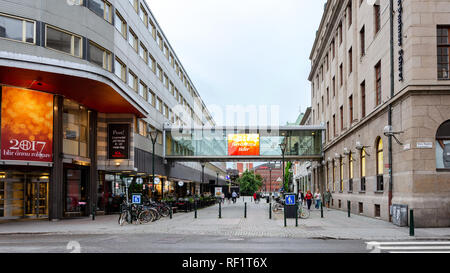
[146,0,327,126]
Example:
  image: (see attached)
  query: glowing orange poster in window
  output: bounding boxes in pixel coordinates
[228,134,260,156]
[1,87,53,162]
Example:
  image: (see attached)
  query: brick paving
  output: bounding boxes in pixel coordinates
[0,197,449,240]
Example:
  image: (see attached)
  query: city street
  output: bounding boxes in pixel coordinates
[0,198,449,253]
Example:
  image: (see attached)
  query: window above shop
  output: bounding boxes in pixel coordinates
[0,13,35,44]
[88,41,112,71]
[45,25,82,58]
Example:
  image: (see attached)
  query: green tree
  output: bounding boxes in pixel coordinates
[238,170,263,195]
[284,161,292,192]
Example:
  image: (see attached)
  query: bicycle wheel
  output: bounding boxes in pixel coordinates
[149,208,160,221]
[139,210,153,224]
[159,206,170,217]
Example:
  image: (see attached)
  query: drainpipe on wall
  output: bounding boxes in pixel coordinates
[388,0,395,222]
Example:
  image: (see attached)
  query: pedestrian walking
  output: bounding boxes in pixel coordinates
[314,189,321,209]
[305,190,313,210]
[323,190,332,210]
[231,191,237,204]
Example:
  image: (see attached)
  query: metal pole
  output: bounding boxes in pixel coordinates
[410,209,415,236]
[284,204,287,227]
[244,202,247,218]
[219,201,222,219]
[295,203,298,227]
[170,207,172,219]
[321,202,323,218]
[348,201,351,217]
[269,203,272,219]
[195,201,197,219]
[152,141,155,199]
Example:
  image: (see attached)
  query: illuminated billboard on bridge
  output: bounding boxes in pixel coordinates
[227,134,260,156]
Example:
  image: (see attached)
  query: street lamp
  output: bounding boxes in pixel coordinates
[148,125,158,199]
[279,139,287,192]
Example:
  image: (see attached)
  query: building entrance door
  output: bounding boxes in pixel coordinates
[24,175,49,218]
[64,168,88,217]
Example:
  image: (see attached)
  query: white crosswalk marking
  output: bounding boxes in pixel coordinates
[366,241,450,253]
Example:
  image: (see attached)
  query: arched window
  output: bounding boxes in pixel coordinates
[360,149,366,191]
[436,120,450,170]
[376,137,384,191]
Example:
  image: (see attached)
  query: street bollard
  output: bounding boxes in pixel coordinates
[195,201,197,219]
[92,206,95,221]
[347,201,351,218]
[269,203,272,219]
[244,202,247,218]
[284,204,287,227]
[321,202,324,218]
[410,209,415,236]
[295,204,298,227]
[219,202,222,219]
[170,207,173,219]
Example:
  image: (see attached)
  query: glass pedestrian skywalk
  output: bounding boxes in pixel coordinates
[163,125,324,162]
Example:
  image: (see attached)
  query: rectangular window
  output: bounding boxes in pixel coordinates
[333,114,336,137]
[170,81,175,96]
[339,22,343,45]
[327,121,330,142]
[332,76,336,97]
[437,26,450,80]
[360,26,365,56]
[149,90,155,106]
[339,64,343,86]
[157,98,163,113]
[114,57,126,82]
[164,73,169,89]
[128,0,138,13]
[348,1,352,28]
[340,106,344,131]
[327,87,330,105]
[331,39,335,59]
[139,4,148,27]
[157,32,163,50]
[157,65,163,82]
[149,18,156,39]
[88,41,112,71]
[139,43,148,64]
[128,28,138,52]
[46,25,82,58]
[139,81,147,98]
[375,61,382,106]
[114,11,127,39]
[164,44,169,59]
[361,81,366,118]
[138,119,147,137]
[349,95,353,125]
[88,0,112,23]
[128,70,138,92]
[0,13,35,44]
[149,53,156,73]
[374,4,381,35]
[164,104,169,118]
[348,47,353,75]
[63,99,89,157]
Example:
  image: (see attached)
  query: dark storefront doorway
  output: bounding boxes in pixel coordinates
[64,166,89,217]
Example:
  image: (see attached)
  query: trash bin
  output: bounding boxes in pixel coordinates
[391,204,408,227]
[284,193,298,219]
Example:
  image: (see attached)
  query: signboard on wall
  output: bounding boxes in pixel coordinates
[0,87,54,162]
[227,134,260,156]
[108,123,130,159]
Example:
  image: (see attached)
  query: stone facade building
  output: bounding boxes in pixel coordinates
[308,0,450,227]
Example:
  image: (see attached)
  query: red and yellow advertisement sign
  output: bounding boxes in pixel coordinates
[1,87,53,162]
[228,134,260,156]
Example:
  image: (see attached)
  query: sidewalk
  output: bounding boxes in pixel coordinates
[0,199,449,241]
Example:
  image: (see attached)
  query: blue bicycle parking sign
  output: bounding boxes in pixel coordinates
[285,194,296,206]
[132,194,142,204]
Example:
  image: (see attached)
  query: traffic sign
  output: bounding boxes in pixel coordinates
[132,194,142,204]
[285,194,296,206]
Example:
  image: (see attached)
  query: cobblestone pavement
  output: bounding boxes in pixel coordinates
[0,198,449,241]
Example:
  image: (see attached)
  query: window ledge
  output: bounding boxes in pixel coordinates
[374,190,384,194]
[359,191,366,194]
[347,191,353,194]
